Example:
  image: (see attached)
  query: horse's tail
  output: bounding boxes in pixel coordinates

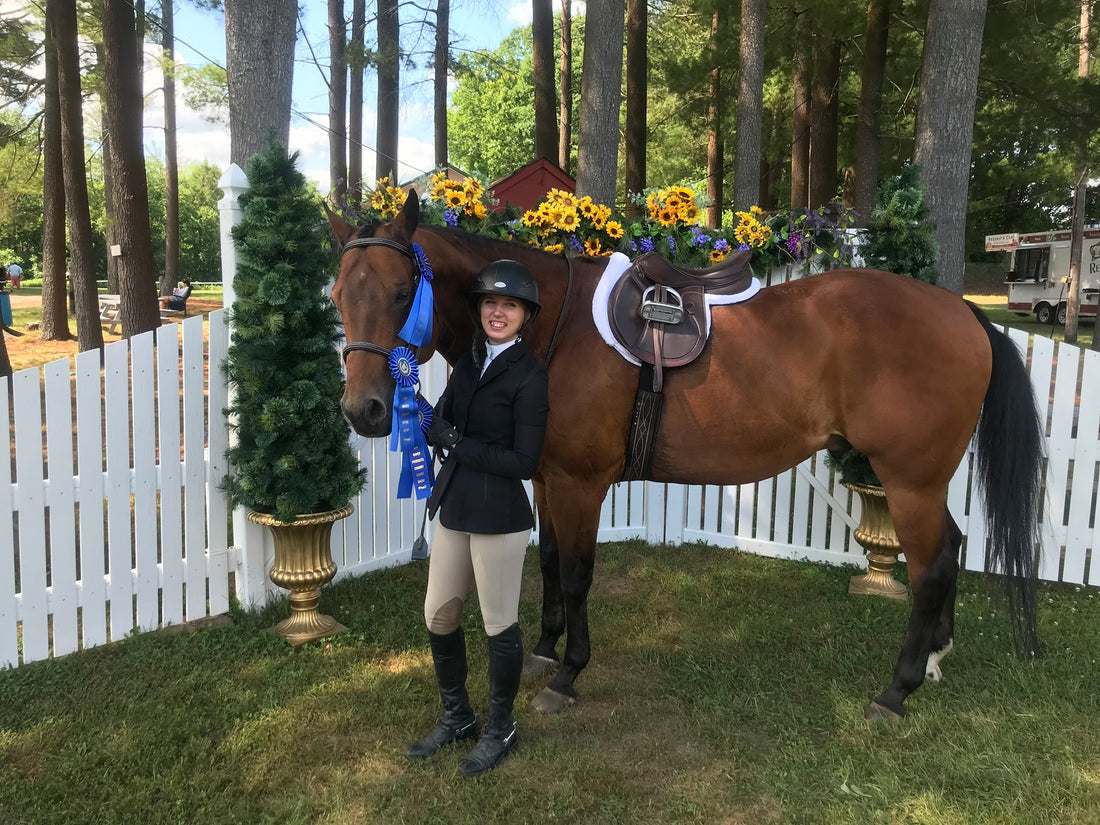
[968,302,1043,657]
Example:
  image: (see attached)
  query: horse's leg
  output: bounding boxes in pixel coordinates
[525,482,564,675]
[530,480,602,715]
[866,490,960,721]
[925,507,962,683]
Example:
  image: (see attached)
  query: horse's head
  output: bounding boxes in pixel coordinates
[327,191,430,437]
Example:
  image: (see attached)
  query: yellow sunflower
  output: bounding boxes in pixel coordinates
[657,207,677,227]
[710,247,729,263]
[584,238,602,256]
[605,220,624,240]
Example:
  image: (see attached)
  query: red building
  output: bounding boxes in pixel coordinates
[489,158,576,213]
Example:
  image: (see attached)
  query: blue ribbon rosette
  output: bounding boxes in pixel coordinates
[389,346,435,499]
[397,243,434,348]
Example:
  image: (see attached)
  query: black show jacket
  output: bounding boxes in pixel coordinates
[429,340,549,534]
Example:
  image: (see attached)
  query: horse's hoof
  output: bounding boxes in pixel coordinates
[531,687,576,715]
[925,664,943,683]
[864,701,904,722]
[523,654,559,676]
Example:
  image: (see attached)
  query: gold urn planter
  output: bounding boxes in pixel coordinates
[247,504,354,646]
[843,482,908,601]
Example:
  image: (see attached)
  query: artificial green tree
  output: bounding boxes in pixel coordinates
[223,140,364,522]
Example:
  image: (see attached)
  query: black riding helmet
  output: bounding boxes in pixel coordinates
[468,259,541,326]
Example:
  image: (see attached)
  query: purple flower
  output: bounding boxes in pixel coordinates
[738,242,750,251]
[570,234,583,252]
[714,238,730,253]
[640,237,655,253]
[668,236,677,256]
[443,208,458,228]
[785,232,803,254]
[691,229,712,248]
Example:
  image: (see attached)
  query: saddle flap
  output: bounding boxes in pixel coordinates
[608,270,707,368]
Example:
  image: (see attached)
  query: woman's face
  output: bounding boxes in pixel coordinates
[479,295,529,345]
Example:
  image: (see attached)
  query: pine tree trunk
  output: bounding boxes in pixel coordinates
[532,0,557,161]
[349,0,365,205]
[376,0,399,181]
[54,0,102,351]
[913,0,987,295]
[558,0,573,174]
[329,0,348,199]
[624,0,646,218]
[733,0,764,213]
[705,8,724,228]
[162,0,180,296]
[790,10,811,210]
[1065,0,1090,344]
[225,0,297,167]
[433,0,449,170]
[41,0,72,342]
[102,0,159,336]
[850,0,890,225]
[576,0,625,206]
[809,35,841,209]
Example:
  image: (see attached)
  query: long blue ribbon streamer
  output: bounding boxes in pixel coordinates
[389,346,434,499]
[397,243,435,347]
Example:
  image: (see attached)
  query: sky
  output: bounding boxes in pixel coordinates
[145,0,534,190]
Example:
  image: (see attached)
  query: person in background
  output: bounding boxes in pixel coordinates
[407,259,549,777]
[158,279,192,311]
[6,262,22,289]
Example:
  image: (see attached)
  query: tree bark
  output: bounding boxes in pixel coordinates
[54,0,102,350]
[434,0,449,170]
[40,0,72,342]
[376,0,399,181]
[705,8,724,228]
[162,0,180,296]
[328,0,347,199]
[1065,0,1090,344]
[532,0,556,161]
[850,0,890,225]
[913,0,988,295]
[624,0,646,218]
[733,0,765,213]
[558,0,573,173]
[576,0,625,206]
[349,0,365,205]
[790,9,811,210]
[96,42,119,294]
[809,34,841,209]
[102,0,159,336]
[225,0,297,167]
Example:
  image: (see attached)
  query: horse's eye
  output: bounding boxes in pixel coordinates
[395,288,412,305]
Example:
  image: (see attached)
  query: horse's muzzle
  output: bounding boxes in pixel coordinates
[341,394,391,437]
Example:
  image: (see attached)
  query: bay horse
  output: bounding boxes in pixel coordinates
[327,192,1042,721]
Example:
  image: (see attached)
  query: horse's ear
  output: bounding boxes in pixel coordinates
[324,201,357,247]
[391,189,421,238]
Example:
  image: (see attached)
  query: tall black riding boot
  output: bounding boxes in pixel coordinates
[460,623,523,777]
[405,628,478,759]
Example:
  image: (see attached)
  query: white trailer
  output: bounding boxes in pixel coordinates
[985,229,1100,324]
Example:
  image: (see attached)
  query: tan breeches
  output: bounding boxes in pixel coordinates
[423,524,531,636]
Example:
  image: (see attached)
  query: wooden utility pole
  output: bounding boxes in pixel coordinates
[1065,0,1091,344]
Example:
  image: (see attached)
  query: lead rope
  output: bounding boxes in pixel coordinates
[541,253,574,369]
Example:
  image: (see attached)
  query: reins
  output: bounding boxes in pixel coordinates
[542,253,574,370]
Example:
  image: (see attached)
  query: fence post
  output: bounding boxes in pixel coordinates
[219,163,275,607]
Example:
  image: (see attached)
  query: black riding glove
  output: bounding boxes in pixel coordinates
[426,416,462,450]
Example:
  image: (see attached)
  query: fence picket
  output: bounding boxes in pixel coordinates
[206,312,231,614]
[131,332,159,631]
[1067,348,1100,585]
[43,360,79,657]
[74,348,108,647]
[156,324,185,625]
[182,318,207,620]
[13,367,49,661]
[0,378,16,667]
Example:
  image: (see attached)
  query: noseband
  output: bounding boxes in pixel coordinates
[338,236,424,363]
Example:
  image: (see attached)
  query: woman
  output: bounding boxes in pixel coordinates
[410,259,549,777]
[158,279,192,311]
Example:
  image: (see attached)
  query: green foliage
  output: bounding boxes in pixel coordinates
[223,141,364,522]
[178,161,224,282]
[864,164,938,284]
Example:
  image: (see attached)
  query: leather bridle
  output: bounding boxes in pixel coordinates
[337,236,424,363]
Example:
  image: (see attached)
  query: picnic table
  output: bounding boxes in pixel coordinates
[99,294,122,334]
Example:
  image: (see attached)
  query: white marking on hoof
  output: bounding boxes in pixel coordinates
[531,686,576,715]
[925,639,954,683]
[523,654,559,677]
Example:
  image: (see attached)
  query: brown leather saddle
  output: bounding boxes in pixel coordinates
[608,249,755,369]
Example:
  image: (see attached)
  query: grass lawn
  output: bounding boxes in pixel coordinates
[2,541,1097,825]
